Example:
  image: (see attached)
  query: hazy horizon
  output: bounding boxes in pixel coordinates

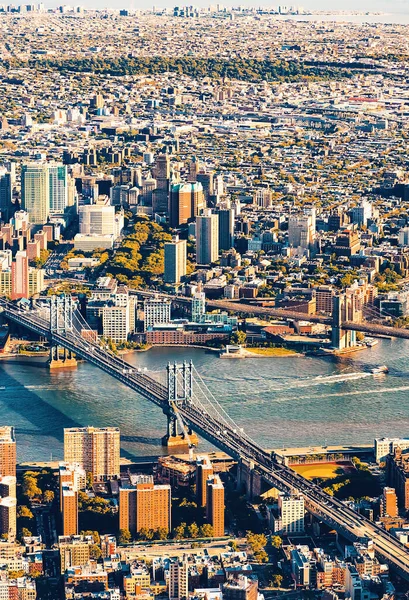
[39,0,409,13]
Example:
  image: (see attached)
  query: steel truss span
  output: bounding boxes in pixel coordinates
[1,297,409,579]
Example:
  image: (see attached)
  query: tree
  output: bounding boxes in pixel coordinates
[199,524,214,538]
[254,550,268,563]
[90,544,102,560]
[155,527,169,540]
[80,530,100,544]
[20,528,32,539]
[187,523,199,539]
[138,528,149,541]
[173,523,186,539]
[270,535,282,549]
[229,540,238,551]
[17,506,33,519]
[230,330,247,345]
[246,532,267,554]
[118,529,132,545]
[43,490,54,504]
[269,573,283,588]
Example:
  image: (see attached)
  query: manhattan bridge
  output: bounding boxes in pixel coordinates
[1,294,409,579]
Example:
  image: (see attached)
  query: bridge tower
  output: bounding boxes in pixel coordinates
[331,293,357,351]
[48,295,77,369]
[162,361,198,450]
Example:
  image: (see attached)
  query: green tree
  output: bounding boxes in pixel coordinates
[155,527,169,540]
[17,506,33,519]
[43,490,54,504]
[271,535,282,549]
[254,550,268,563]
[118,529,132,545]
[173,523,186,539]
[90,544,102,560]
[187,523,199,539]
[230,330,247,345]
[229,540,238,551]
[199,524,214,538]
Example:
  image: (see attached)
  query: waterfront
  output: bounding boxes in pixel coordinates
[0,338,409,462]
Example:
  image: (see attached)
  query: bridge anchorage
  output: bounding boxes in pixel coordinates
[163,361,198,451]
[49,295,77,369]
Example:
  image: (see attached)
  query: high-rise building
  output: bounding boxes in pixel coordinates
[223,576,258,600]
[374,437,409,464]
[11,250,29,300]
[0,476,16,500]
[381,487,398,518]
[143,295,171,331]
[277,493,305,534]
[152,154,171,213]
[164,237,187,284]
[119,475,171,536]
[59,463,86,510]
[288,214,315,250]
[49,164,68,214]
[0,497,16,541]
[79,205,116,236]
[169,182,205,228]
[0,427,16,478]
[253,188,272,208]
[0,169,12,222]
[206,475,225,537]
[196,209,219,265]
[102,305,129,343]
[61,487,78,536]
[196,455,213,507]
[191,290,206,323]
[21,164,49,225]
[58,535,94,573]
[218,209,234,251]
[169,560,189,600]
[64,427,120,482]
[197,172,214,203]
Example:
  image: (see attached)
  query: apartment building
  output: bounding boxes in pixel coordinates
[64,427,120,482]
[119,475,171,536]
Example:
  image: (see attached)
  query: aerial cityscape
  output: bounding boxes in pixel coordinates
[2,2,409,598]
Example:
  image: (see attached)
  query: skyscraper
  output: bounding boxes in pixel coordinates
[169,182,205,228]
[218,209,235,251]
[196,209,219,265]
[21,164,49,225]
[49,164,68,214]
[64,426,120,482]
[152,154,171,213]
[11,251,29,300]
[196,455,213,507]
[0,428,16,478]
[119,475,171,536]
[0,170,12,222]
[61,487,78,536]
[164,237,187,284]
[206,475,225,537]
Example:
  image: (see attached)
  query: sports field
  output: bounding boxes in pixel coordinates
[291,462,351,480]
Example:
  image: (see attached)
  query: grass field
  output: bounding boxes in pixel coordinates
[291,463,348,480]
[245,347,298,357]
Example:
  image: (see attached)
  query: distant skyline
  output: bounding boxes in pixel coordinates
[40,0,409,12]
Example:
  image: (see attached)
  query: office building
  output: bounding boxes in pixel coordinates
[79,204,116,236]
[218,208,234,251]
[0,427,16,478]
[49,164,68,214]
[102,305,129,342]
[144,295,171,331]
[352,199,372,227]
[169,182,205,228]
[11,250,29,300]
[169,560,189,600]
[164,237,187,284]
[197,172,214,202]
[64,426,120,482]
[380,487,398,518]
[288,214,315,250]
[206,475,225,537]
[253,188,272,208]
[61,486,78,536]
[277,493,305,534]
[21,164,49,225]
[0,169,12,222]
[196,209,219,265]
[119,475,171,536]
[196,455,213,507]
[223,576,258,600]
[152,154,171,213]
[191,290,206,322]
[374,437,409,463]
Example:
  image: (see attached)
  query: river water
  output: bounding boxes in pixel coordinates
[1,339,409,463]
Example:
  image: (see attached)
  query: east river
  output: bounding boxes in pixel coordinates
[1,339,409,463]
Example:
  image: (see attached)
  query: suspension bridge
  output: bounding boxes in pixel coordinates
[1,295,409,579]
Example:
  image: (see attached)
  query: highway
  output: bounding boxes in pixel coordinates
[1,297,409,579]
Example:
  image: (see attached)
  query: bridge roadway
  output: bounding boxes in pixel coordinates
[1,298,409,578]
[135,290,409,340]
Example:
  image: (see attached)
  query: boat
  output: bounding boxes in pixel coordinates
[0,387,5,391]
[371,365,389,375]
[366,338,379,348]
